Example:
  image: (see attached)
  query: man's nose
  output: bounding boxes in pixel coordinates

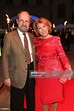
[23,21,26,25]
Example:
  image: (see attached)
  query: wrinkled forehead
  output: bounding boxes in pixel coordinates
[18,12,30,21]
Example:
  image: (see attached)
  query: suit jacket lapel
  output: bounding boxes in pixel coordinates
[12,30,35,66]
[28,33,34,56]
[13,30,25,52]
[28,33,36,69]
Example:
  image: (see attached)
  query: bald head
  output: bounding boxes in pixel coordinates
[17,11,30,20]
[16,11,31,32]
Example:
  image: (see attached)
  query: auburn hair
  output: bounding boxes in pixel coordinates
[33,17,52,36]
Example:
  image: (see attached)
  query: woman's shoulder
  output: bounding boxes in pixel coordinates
[50,36,61,44]
[52,35,61,41]
[34,37,41,41]
[34,37,42,47]
[52,35,60,39]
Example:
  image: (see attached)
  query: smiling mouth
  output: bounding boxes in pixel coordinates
[42,32,46,35]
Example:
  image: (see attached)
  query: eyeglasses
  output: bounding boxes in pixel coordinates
[18,19,30,24]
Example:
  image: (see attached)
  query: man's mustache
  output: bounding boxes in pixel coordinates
[21,25,27,28]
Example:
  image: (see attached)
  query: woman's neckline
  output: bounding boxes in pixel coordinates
[38,35,53,39]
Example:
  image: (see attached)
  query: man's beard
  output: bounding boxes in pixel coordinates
[20,25,29,32]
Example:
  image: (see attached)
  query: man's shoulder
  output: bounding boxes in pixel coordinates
[5,30,17,37]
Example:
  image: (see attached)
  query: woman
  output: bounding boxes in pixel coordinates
[33,18,73,111]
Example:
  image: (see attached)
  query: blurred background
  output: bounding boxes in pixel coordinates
[0,0,74,111]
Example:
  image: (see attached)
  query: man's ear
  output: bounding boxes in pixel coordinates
[16,18,18,24]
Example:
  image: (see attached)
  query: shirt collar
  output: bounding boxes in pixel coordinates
[17,29,28,37]
[17,29,24,37]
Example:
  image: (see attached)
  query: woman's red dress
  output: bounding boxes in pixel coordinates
[24,36,72,111]
[34,36,71,104]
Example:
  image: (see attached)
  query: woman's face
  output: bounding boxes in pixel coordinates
[37,23,49,37]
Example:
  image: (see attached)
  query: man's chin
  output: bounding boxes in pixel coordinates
[20,29,28,32]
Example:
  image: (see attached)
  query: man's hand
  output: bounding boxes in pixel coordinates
[4,78,11,87]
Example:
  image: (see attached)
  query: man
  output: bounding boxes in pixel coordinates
[2,11,35,111]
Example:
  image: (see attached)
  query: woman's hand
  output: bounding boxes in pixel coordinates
[59,78,68,84]
[59,69,73,84]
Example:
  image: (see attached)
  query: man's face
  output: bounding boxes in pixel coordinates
[16,12,31,32]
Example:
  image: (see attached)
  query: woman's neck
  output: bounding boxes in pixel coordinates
[40,34,52,39]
